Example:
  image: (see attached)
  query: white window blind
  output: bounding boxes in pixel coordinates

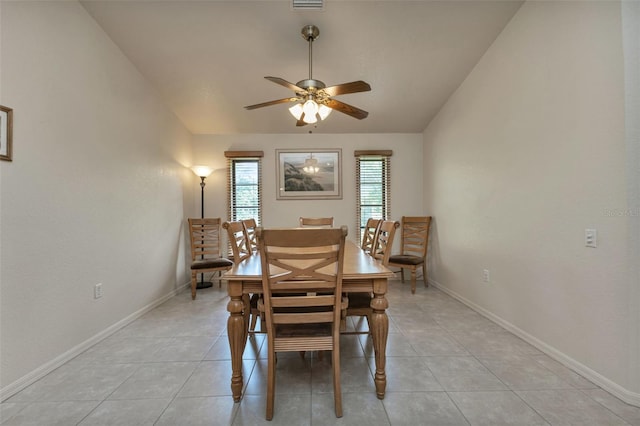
[355,150,392,243]
[225,151,263,224]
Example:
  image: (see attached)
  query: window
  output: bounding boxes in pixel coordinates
[355,150,392,243]
[225,151,263,224]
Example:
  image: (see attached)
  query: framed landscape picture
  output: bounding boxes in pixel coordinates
[276,148,342,200]
[0,105,12,162]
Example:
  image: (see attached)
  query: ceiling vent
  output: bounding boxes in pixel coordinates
[292,0,324,10]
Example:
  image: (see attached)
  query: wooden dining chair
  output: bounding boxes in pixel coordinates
[224,220,262,333]
[223,221,252,263]
[187,218,233,300]
[370,220,400,266]
[346,220,398,334]
[241,218,262,331]
[256,226,347,420]
[360,218,382,254]
[242,218,258,253]
[299,216,334,227]
[388,216,432,294]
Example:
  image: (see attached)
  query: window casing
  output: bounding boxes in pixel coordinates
[225,151,263,225]
[355,150,392,243]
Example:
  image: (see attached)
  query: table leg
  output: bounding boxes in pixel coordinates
[369,278,389,399]
[227,282,246,402]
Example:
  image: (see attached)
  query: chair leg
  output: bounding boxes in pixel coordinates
[332,339,343,418]
[266,349,276,420]
[422,262,428,287]
[411,268,417,294]
[191,272,197,300]
[249,312,258,332]
[242,294,251,333]
[399,268,405,282]
[249,294,260,332]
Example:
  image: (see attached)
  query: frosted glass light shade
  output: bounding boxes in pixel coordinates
[302,99,318,117]
[318,104,332,120]
[191,165,213,178]
[303,113,318,124]
[289,104,304,120]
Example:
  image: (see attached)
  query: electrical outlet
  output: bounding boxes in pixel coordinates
[94,283,103,299]
[585,229,597,248]
[482,269,490,283]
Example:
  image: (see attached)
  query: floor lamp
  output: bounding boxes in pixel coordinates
[191,165,214,289]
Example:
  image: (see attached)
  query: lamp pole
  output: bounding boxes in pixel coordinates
[199,176,206,219]
[191,165,214,289]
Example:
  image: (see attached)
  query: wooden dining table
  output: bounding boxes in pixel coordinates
[224,240,394,402]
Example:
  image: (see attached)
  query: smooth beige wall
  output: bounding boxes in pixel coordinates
[423,0,638,402]
[621,0,640,397]
[192,133,423,242]
[0,2,194,395]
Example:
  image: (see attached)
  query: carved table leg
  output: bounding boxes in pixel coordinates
[227,281,247,402]
[242,293,251,346]
[369,278,389,399]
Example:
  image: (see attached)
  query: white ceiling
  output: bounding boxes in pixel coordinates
[80,0,523,134]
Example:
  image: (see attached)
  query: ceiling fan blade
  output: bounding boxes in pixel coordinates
[244,97,299,110]
[296,113,309,127]
[321,80,371,97]
[265,76,306,93]
[325,99,369,120]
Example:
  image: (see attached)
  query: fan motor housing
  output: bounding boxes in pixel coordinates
[296,79,326,91]
[301,25,320,41]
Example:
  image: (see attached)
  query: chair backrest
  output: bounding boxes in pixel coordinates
[361,218,382,254]
[223,221,252,263]
[371,220,400,265]
[399,216,432,259]
[257,226,347,335]
[299,217,334,227]
[188,218,224,262]
[242,218,258,252]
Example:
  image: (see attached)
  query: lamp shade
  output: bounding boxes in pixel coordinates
[191,165,213,178]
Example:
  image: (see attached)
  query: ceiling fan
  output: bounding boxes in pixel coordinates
[244,25,371,126]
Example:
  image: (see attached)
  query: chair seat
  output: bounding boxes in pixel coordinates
[348,292,373,308]
[191,258,233,270]
[388,254,423,265]
[275,322,332,337]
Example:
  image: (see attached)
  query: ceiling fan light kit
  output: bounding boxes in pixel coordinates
[244,25,371,127]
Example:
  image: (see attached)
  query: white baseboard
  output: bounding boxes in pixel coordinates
[0,282,190,402]
[430,279,640,408]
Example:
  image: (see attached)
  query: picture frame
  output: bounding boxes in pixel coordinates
[276,148,342,200]
[0,105,13,162]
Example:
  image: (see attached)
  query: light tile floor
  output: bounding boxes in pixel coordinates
[2,280,640,425]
